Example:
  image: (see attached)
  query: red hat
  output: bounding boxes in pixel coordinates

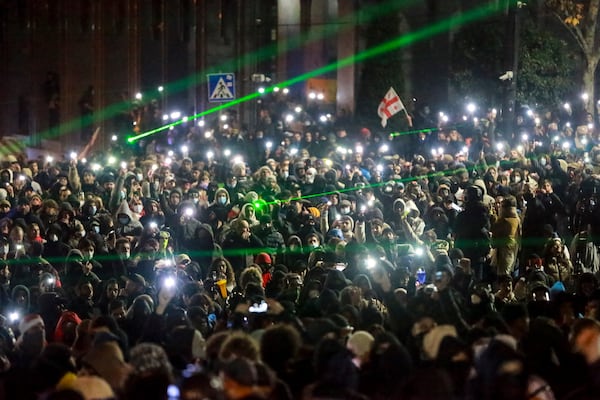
[255,253,272,265]
[18,313,44,340]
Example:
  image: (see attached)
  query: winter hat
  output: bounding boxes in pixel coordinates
[82,341,132,391]
[129,343,173,376]
[244,191,259,204]
[327,228,344,240]
[422,325,458,360]
[346,331,375,359]
[255,252,272,265]
[18,313,44,338]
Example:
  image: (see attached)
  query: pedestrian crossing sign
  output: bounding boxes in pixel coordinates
[207,73,235,102]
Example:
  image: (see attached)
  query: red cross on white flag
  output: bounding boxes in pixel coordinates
[377,87,405,127]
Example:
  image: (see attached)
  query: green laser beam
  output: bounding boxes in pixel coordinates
[128,0,510,143]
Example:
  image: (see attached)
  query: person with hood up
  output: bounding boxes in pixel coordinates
[208,187,232,225]
[114,199,143,241]
[139,198,165,229]
[491,196,521,277]
[453,185,491,281]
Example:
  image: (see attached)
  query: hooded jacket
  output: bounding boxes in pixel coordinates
[115,200,143,238]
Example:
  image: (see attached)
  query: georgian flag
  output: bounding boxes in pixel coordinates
[377,87,405,127]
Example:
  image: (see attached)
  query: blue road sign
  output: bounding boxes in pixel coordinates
[207,73,235,102]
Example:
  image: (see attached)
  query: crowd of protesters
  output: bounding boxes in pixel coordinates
[2,98,600,400]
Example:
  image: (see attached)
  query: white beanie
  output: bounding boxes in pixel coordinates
[347,330,374,358]
[422,325,457,360]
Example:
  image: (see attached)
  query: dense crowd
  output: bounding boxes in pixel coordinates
[2,103,600,400]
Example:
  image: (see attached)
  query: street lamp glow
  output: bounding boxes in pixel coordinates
[319,115,327,122]
[355,145,363,154]
[165,157,172,165]
[257,87,265,94]
[224,149,231,157]
[431,148,438,156]
[289,148,298,155]
[582,92,589,101]
[441,115,449,123]
[162,114,169,121]
[222,124,229,130]
[170,111,181,120]
[70,151,77,160]
[181,145,189,154]
[462,115,468,121]
[46,155,53,163]
[204,130,212,139]
[220,114,228,122]
[566,122,571,127]
[521,133,528,142]
[282,88,289,94]
[158,86,164,92]
[496,143,504,151]
[562,141,571,149]
[308,92,317,99]
[232,155,243,164]
[466,103,476,114]
[438,147,444,155]
[317,93,325,100]
[294,106,302,113]
[285,114,294,122]
[206,150,214,159]
[111,135,118,141]
[135,92,142,100]
[266,141,273,149]
[379,144,389,153]
[168,150,174,157]
[108,156,116,164]
[534,117,540,125]
[197,120,205,127]
[273,86,280,92]
[526,109,534,117]
[517,145,524,153]
[588,123,594,130]
[91,163,101,171]
[181,116,188,123]
[563,102,571,110]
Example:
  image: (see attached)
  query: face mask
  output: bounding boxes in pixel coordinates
[310,242,319,249]
[93,226,100,234]
[306,175,315,184]
[513,176,521,183]
[90,206,97,215]
[540,158,547,166]
[218,196,227,205]
[1,245,8,254]
[49,234,58,242]
[118,216,129,225]
[227,181,237,189]
[82,250,93,260]
[280,171,289,179]
[136,174,143,182]
[192,198,199,204]
[133,205,143,213]
[341,207,350,215]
